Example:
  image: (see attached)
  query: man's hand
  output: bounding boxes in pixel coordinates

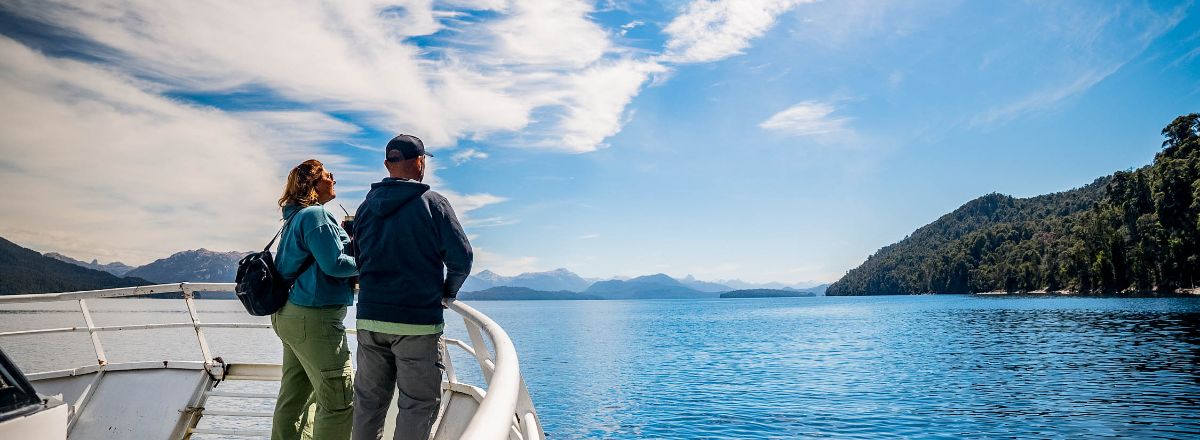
[441,297,455,309]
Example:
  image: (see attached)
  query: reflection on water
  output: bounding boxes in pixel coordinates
[1,295,1198,439]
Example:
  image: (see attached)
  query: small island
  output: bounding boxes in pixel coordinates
[720,289,816,298]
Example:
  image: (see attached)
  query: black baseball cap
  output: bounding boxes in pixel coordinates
[385,134,433,162]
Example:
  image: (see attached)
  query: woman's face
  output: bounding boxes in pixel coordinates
[315,169,336,204]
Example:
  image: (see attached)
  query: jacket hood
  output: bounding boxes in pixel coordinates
[363,178,430,217]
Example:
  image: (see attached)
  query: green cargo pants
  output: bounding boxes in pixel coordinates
[271,302,354,440]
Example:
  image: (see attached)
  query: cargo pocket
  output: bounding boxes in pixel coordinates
[272,315,306,346]
[318,367,353,410]
[323,320,347,340]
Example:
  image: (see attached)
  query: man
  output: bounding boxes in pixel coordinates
[351,134,472,440]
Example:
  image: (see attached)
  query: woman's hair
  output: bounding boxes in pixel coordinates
[278,159,325,208]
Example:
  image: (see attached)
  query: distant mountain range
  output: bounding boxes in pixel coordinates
[720,289,817,298]
[41,248,251,285]
[1,237,152,295]
[458,286,601,301]
[712,278,821,291]
[458,268,826,297]
[678,275,733,292]
[800,284,829,295]
[456,271,828,300]
[44,252,136,276]
[461,268,591,292]
[17,238,828,300]
[583,273,720,299]
[124,249,251,283]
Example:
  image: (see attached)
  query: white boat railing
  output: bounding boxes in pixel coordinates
[0,283,544,440]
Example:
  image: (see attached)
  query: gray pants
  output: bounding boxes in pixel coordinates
[352,330,443,440]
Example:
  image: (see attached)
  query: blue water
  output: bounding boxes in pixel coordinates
[467,296,1200,439]
[2,295,1198,439]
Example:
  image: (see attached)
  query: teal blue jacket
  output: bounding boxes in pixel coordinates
[276,204,357,307]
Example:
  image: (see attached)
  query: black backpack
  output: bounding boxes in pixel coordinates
[235,211,313,316]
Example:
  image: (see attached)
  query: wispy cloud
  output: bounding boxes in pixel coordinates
[970,67,1120,127]
[452,148,489,164]
[759,101,853,137]
[440,192,508,215]
[464,217,519,228]
[970,2,1187,127]
[660,0,812,64]
[1170,44,1200,69]
[619,20,644,36]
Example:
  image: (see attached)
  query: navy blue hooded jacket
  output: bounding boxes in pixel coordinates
[353,178,472,325]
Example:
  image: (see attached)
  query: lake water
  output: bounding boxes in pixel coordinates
[2,295,1198,439]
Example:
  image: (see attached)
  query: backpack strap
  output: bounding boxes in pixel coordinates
[264,209,302,252]
[290,254,316,283]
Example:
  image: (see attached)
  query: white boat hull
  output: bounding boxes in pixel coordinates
[0,399,69,440]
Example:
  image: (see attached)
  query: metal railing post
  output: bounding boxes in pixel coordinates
[441,335,457,384]
[464,319,495,386]
[77,299,107,366]
[516,381,544,440]
[69,298,109,434]
[449,301,525,440]
[181,284,218,378]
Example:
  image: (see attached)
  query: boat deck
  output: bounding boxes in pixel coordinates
[0,283,543,440]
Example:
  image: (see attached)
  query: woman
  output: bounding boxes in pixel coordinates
[271,159,358,440]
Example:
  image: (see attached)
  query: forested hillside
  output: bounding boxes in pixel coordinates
[828,114,1200,295]
[0,236,152,295]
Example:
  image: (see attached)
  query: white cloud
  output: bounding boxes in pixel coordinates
[440,0,510,13]
[0,0,633,152]
[759,100,853,136]
[236,111,362,151]
[0,0,805,156]
[553,59,667,152]
[0,37,297,264]
[451,148,489,164]
[444,192,508,214]
[482,1,609,68]
[660,0,811,64]
[619,20,644,36]
[420,159,507,220]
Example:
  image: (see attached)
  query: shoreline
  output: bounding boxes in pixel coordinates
[973,289,1200,298]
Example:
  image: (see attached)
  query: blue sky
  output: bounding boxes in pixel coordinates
[0,1,1196,284]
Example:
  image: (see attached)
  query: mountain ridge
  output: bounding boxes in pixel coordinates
[457,286,602,301]
[583,273,719,299]
[124,248,252,283]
